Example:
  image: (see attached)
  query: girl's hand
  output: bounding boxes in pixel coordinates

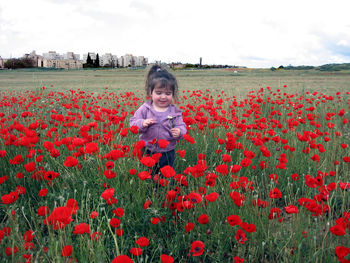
[170,128,181,138]
[143,119,156,127]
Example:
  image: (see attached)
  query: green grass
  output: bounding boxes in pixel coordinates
[1,68,350,96]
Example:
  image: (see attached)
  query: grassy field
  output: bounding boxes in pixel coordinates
[1,68,350,96]
[0,68,349,262]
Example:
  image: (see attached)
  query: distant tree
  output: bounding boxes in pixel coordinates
[87,53,93,65]
[94,53,100,68]
[83,53,94,68]
[317,63,350,71]
[278,65,284,69]
[270,67,276,71]
[4,58,35,69]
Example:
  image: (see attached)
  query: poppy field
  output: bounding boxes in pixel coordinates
[0,69,350,262]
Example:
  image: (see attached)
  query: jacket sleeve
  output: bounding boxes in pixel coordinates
[129,105,147,133]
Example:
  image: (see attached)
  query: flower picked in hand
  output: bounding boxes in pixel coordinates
[167,115,174,128]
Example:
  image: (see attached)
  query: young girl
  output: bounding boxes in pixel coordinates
[130,65,187,174]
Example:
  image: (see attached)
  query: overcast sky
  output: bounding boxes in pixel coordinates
[1,0,350,68]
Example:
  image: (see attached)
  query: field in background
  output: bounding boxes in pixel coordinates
[1,68,350,96]
[0,68,349,262]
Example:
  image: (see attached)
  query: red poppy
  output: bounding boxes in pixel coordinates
[0,175,9,185]
[73,223,90,234]
[269,207,281,219]
[335,246,350,262]
[234,256,245,263]
[330,224,346,236]
[198,214,209,224]
[104,170,117,179]
[140,156,156,167]
[176,149,185,158]
[129,169,137,175]
[137,171,152,180]
[215,164,228,175]
[64,156,79,167]
[90,231,101,241]
[1,191,19,204]
[37,206,49,216]
[158,139,170,149]
[44,206,74,230]
[90,211,98,219]
[188,192,202,204]
[205,192,219,202]
[120,128,128,137]
[230,165,242,173]
[235,229,247,244]
[85,142,99,154]
[144,200,152,209]
[136,237,149,247]
[24,162,36,173]
[240,222,257,233]
[240,158,251,167]
[113,208,125,217]
[185,222,194,232]
[61,245,73,257]
[291,173,299,181]
[9,154,24,165]
[5,246,18,256]
[101,188,115,200]
[112,255,134,263]
[183,134,195,144]
[227,214,241,226]
[109,218,121,228]
[160,165,176,178]
[23,230,35,242]
[130,126,139,134]
[222,154,232,162]
[105,161,115,169]
[160,254,174,263]
[129,247,142,256]
[151,217,160,225]
[190,240,205,256]
[284,205,299,214]
[116,229,124,236]
[269,187,282,199]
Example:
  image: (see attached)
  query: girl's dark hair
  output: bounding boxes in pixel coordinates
[145,65,179,99]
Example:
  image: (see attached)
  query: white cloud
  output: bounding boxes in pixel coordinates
[1,0,350,67]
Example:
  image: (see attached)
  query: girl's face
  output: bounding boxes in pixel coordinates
[151,84,173,111]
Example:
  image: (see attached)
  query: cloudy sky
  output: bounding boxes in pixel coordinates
[1,0,350,68]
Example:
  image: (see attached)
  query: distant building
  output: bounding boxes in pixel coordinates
[123,54,134,67]
[64,52,80,60]
[135,56,148,67]
[23,50,42,67]
[117,56,124,67]
[43,51,62,60]
[41,58,83,69]
[1,50,148,69]
[100,53,118,67]
[38,51,82,69]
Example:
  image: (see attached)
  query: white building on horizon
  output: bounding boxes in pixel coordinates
[43,51,63,60]
[100,53,118,67]
[0,56,4,68]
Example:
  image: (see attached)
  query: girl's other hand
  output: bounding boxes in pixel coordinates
[170,128,181,138]
[143,119,156,127]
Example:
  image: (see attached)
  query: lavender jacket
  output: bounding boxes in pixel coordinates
[129,100,187,152]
